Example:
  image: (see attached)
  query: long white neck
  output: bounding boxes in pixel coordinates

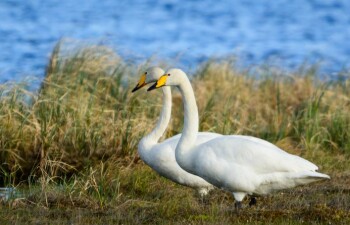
[140,86,172,148]
[175,77,199,171]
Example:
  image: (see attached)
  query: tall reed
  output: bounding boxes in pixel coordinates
[1,40,349,187]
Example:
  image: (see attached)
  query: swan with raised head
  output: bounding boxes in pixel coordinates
[132,67,221,197]
[147,68,330,209]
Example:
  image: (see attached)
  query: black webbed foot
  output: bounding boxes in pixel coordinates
[249,197,257,207]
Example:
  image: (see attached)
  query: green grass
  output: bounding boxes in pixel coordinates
[0,39,349,224]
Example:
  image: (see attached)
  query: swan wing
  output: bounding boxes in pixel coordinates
[231,135,318,171]
[189,135,329,194]
[194,135,318,174]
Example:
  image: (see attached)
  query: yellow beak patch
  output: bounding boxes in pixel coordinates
[137,74,146,87]
[132,73,147,92]
[155,75,168,88]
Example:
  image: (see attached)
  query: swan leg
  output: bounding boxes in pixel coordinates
[200,194,210,205]
[233,192,246,211]
[249,197,257,207]
[197,188,210,205]
[234,201,242,210]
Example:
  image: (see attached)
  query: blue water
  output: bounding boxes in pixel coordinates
[1,0,350,83]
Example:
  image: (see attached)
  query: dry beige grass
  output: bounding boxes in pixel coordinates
[0,40,349,224]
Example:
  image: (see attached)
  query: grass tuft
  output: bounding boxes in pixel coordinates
[0,40,349,224]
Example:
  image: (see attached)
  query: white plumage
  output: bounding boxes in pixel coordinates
[132,67,220,196]
[147,68,330,207]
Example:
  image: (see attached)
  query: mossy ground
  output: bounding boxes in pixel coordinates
[1,166,349,224]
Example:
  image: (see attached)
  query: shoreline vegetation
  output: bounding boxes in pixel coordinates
[0,40,349,224]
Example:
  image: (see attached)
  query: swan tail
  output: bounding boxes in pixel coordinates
[283,171,330,188]
[293,171,330,184]
[256,171,330,195]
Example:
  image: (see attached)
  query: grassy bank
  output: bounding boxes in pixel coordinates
[0,40,349,224]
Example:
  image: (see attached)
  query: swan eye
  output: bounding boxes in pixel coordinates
[168,74,171,76]
[145,72,148,75]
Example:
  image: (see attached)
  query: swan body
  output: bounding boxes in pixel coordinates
[148,68,330,206]
[132,67,220,195]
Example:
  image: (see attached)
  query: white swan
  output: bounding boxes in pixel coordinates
[147,68,330,208]
[132,67,221,197]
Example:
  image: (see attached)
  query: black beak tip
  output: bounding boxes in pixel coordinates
[147,83,157,92]
[131,86,138,93]
[132,84,142,93]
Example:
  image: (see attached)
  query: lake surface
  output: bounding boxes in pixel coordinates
[0,0,350,83]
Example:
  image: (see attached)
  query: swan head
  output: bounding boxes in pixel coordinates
[132,67,165,92]
[147,68,186,91]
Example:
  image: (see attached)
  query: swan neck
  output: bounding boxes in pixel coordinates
[142,86,172,144]
[177,78,199,152]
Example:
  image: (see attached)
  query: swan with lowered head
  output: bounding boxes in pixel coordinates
[132,67,221,197]
[147,68,330,209]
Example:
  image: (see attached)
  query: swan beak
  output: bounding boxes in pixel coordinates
[132,74,147,93]
[147,75,167,91]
